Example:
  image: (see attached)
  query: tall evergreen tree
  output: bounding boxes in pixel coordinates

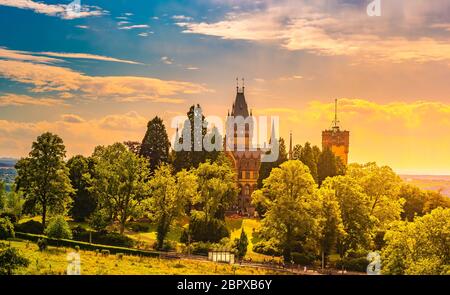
[317,147,337,186]
[140,116,171,172]
[257,137,288,189]
[299,142,319,183]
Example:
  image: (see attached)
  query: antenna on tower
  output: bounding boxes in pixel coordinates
[236,77,239,92]
[242,78,245,93]
[333,99,340,131]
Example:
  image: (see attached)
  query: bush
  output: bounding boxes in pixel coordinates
[292,252,317,265]
[181,215,229,243]
[72,226,134,248]
[44,216,72,239]
[88,209,110,231]
[15,220,43,234]
[187,242,213,255]
[37,238,48,251]
[116,253,124,260]
[0,217,15,240]
[336,257,369,273]
[101,249,110,257]
[157,240,177,252]
[128,222,151,232]
[0,212,17,224]
[0,247,30,275]
[252,239,281,256]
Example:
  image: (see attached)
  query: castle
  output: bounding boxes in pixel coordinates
[225,81,262,215]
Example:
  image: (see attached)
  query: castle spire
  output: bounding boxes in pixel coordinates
[333,98,340,131]
[289,131,293,160]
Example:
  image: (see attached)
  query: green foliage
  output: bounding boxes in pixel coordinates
[0,187,25,222]
[146,164,197,250]
[44,215,72,239]
[181,213,230,243]
[91,143,151,234]
[291,252,317,266]
[15,220,44,234]
[235,229,248,259]
[299,142,319,183]
[193,161,238,222]
[321,176,374,256]
[67,155,96,222]
[37,238,48,251]
[140,116,171,172]
[0,217,15,239]
[88,209,110,231]
[253,160,320,262]
[382,207,450,275]
[72,226,134,248]
[15,132,74,229]
[172,105,220,171]
[0,247,30,275]
[335,257,369,272]
[252,239,281,256]
[257,137,288,190]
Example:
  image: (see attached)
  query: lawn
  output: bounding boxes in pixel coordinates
[2,239,283,275]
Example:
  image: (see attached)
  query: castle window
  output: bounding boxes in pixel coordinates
[246,171,250,179]
[244,184,250,196]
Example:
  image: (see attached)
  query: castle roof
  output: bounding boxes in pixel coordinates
[231,91,249,117]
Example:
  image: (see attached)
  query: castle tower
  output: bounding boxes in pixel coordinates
[322,99,350,165]
[225,78,261,215]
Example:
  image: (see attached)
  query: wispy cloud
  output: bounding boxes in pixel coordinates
[0,0,106,19]
[118,24,150,30]
[61,114,85,123]
[161,56,174,65]
[0,93,66,107]
[38,52,142,65]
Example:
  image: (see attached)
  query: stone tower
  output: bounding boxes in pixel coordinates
[322,99,350,165]
[225,79,261,215]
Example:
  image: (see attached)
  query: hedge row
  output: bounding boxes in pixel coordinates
[15,232,160,258]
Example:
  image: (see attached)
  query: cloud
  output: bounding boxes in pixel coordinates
[0,111,149,157]
[161,56,174,65]
[0,47,61,63]
[176,0,450,63]
[138,32,152,37]
[0,0,106,19]
[75,25,89,29]
[38,52,142,65]
[172,15,193,21]
[0,59,209,102]
[0,93,66,106]
[186,66,199,70]
[61,114,85,123]
[118,24,150,30]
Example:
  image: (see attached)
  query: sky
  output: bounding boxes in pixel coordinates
[0,0,450,175]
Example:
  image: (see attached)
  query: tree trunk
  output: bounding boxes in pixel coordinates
[42,202,47,231]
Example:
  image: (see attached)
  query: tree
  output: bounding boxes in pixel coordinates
[140,116,171,172]
[67,155,96,222]
[15,132,74,229]
[347,163,403,230]
[193,161,238,222]
[382,208,450,275]
[423,190,450,214]
[0,247,29,275]
[173,105,220,171]
[0,181,5,210]
[123,141,141,155]
[235,229,249,260]
[257,137,288,189]
[44,215,72,239]
[91,143,150,234]
[316,185,345,265]
[292,144,302,160]
[317,147,337,186]
[146,164,198,249]
[253,160,320,262]
[0,185,25,221]
[321,176,374,257]
[299,142,318,183]
[0,217,15,239]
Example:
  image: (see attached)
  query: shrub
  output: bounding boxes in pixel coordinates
[15,220,44,234]
[336,257,369,273]
[44,216,72,239]
[116,253,124,260]
[181,215,229,243]
[72,229,134,248]
[88,209,110,231]
[101,249,110,257]
[0,247,30,275]
[189,242,212,255]
[0,217,15,240]
[37,238,48,251]
[292,252,317,265]
[252,239,281,256]
[0,212,17,224]
[128,222,151,232]
[157,240,177,252]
